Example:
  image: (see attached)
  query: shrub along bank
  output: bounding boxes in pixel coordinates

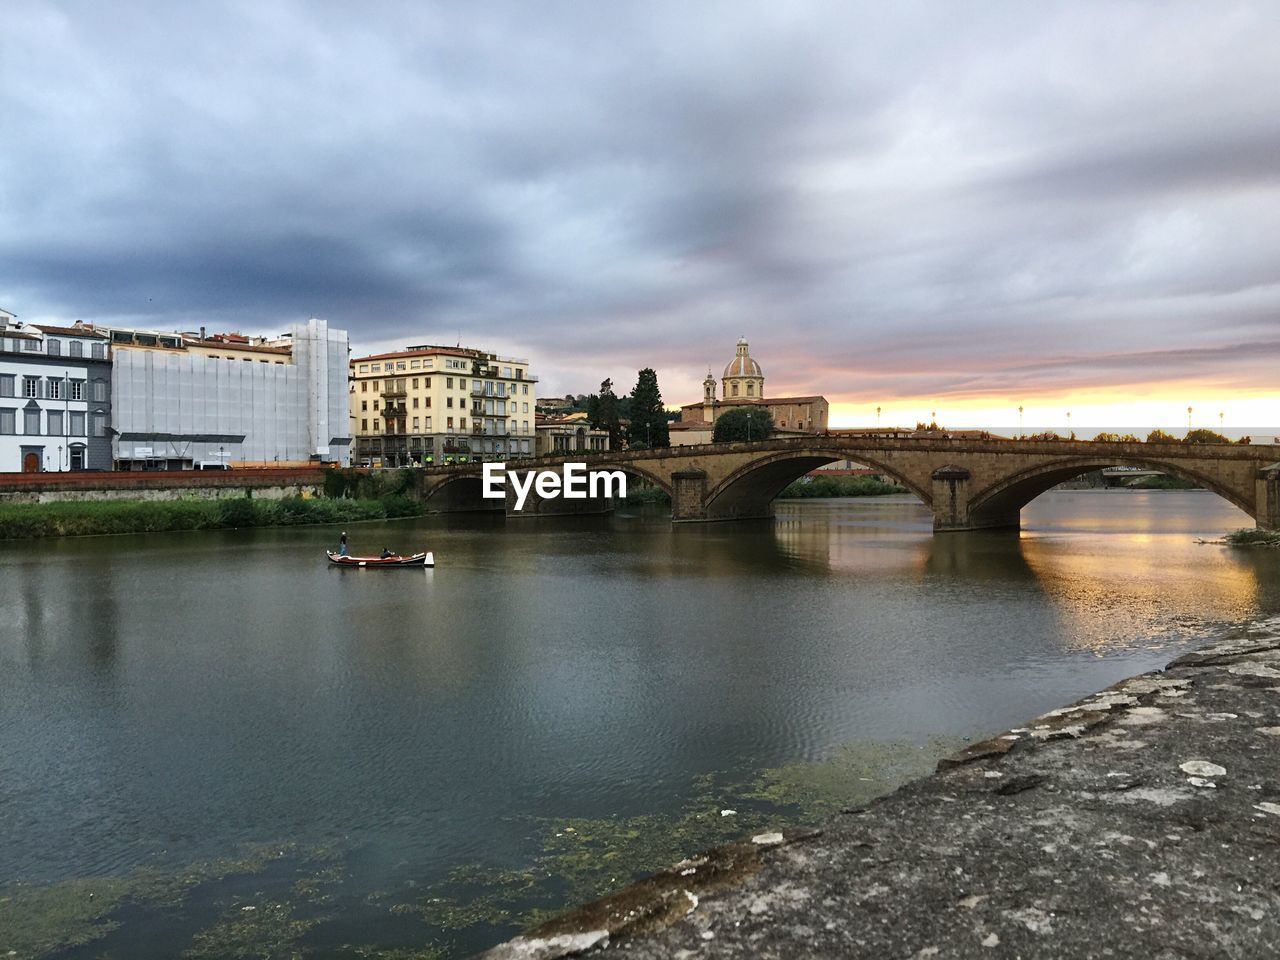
[0,495,422,540]
[779,474,907,498]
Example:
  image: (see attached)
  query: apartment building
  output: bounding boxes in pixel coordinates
[350,344,537,465]
[0,310,113,472]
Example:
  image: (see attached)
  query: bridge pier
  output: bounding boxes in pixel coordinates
[670,469,709,522]
[1258,466,1280,530]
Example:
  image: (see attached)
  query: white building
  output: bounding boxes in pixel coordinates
[0,310,113,472]
[110,317,352,468]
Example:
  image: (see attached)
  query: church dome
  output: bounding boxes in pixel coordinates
[723,338,763,379]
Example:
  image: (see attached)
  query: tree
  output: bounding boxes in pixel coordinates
[626,368,670,449]
[713,406,775,443]
[1146,429,1178,443]
[586,379,623,448]
[1184,428,1230,444]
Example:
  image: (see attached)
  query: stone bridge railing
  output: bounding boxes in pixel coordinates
[411,436,1280,532]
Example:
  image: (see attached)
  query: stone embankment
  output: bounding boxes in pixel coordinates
[485,626,1280,959]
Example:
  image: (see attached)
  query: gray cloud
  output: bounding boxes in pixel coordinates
[2,0,1279,411]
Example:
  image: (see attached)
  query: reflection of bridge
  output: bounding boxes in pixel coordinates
[416,436,1280,532]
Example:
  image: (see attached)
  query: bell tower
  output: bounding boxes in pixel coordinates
[702,370,717,420]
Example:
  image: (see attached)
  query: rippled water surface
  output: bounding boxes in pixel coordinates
[2,491,1277,957]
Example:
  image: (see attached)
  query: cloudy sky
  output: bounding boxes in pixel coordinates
[3,1,1279,428]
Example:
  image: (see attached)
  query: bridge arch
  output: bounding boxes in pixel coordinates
[967,456,1256,528]
[420,471,501,512]
[702,448,931,521]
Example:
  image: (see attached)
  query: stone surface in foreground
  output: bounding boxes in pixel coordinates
[483,628,1280,959]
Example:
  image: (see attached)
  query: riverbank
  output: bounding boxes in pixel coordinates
[485,623,1280,959]
[778,475,906,498]
[0,494,422,539]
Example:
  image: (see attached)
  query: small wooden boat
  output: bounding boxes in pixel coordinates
[326,550,434,568]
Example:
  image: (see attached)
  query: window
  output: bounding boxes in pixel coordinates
[23,339,38,352]
[71,381,83,401]
[372,380,380,392]
[446,377,453,389]
[746,382,754,396]
[47,409,64,435]
[447,417,454,429]
[69,411,85,435]
[412,397,419,409]
[373,400,380,411]
[23,377,38,398]
[47,339,61,356]
[798,421,804,430]
[413,417,420,431]
[732,383,739,396]
[425,417,431,430]
[410,360,420,369]
[48,378,63,400]
[522,402,528,413]
[396,361,406,370]
[91,343,105,360]
[0,409,13,433]
[24,408,41,435]
[384,362,394,372]
[412,378,419,389]
[460,418,467,429]
[503,367,512,378]
[70,340,83,357]
[522,384,528,395]
[361,418,368,431]
[92,413,105,437]
[446,397,453,408]
[361,381,368,393]
[361,400,367,411]
[358,364,369,373]
[0,375,13,397]
[424,396,431,408]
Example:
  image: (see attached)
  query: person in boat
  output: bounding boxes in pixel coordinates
[380,547,395,559]
[339,532,348,556]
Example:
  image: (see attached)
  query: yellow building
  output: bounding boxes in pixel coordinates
[676,337,829,442]
[350,344,537,465]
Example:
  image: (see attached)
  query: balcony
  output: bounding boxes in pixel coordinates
[383,403,407,418]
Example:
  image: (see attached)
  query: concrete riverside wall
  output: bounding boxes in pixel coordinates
[485,626,1280,959]
[0,468,328,504]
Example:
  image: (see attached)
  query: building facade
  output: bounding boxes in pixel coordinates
[350,344,537,466]
[0,311,113,472]
[110,317,351,468]
[678,338,829,437]
[534,412,610,456]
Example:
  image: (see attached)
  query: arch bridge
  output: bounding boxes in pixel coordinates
[414,436,1280,532]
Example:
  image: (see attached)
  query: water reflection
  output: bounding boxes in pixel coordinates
[1,492,1279,958]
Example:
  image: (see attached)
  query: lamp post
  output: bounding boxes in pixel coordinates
[876,405,881,428]
[1187,406,1193,432]
[1018,405,1023,438]
[1066,411,1072,437]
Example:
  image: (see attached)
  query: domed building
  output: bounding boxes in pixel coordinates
[674,337,828,444]
[722,338,764,399]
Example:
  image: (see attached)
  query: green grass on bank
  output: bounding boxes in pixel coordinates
[779,474,908,499]
[0,495,422,540]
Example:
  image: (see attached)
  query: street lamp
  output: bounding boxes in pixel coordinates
[1018,405,1024,438]
[875,405,881,428]
[1187,406,1193,432]
[1066,411,1071,437]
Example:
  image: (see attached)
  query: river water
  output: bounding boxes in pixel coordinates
[2,491,1278,958]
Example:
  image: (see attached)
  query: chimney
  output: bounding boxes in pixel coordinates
[200,325,206,340]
